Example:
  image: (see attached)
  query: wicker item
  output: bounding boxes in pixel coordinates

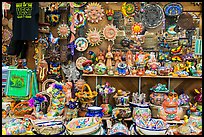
[42,79,58,91]
[12,101,33,117]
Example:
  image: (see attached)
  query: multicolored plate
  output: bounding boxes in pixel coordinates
[141,4,164,29]
[75,37,89,52]
[121,2,139,17]
[76,57,88,70]
[57,23,70,38]
[69,10,86,28]
[164,3,183,16]
[103,24,118,43]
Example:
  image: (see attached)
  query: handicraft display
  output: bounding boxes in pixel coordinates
[84,2,105,23]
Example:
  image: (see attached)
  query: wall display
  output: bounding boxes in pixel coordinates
[141,4,164,29]
[57,23,70,39]
[76,57,88,70]
[103,24,118,43]
[75,37,89,52]
[69,10,86,28]
[164,3,183,16]
[84,2,105,23]
[86,28,103,46]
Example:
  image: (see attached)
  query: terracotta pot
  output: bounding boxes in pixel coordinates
[149,92,167,106]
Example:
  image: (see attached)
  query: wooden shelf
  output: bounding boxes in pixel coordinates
[82,74,202,79]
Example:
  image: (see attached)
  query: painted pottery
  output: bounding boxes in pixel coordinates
[132,103,151,122]
[100,104,112,116]
[86,106,104,117]
[94,62,107,75]
[188,115,202,129]
[112,107,131,119]
[109,122,130,135]
[150,92,168,106]
[194,88,202,105]
[66,117,102,135]
[158,91,184,121]
[113,90,130,106]
[135,118,169,135]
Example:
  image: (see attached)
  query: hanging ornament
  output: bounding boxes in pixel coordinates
[84,2,105,23]
[141,4,164,29]
[121,2,139,17]
[106,9,114,21]
[86,28,103,46]
[69,10,86,28]
[75,37,89,52]
[46,13,61,26]
[2,29,12,43]
[76,57,88,70]
[103,24,118,44]
[131,22,144,35]
[67,41,76,56]
[57,23,70,39]
[164,3,183,16]
[48,32,59,45]
[61,62,80,82]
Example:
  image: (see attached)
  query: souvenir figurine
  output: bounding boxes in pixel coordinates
[75,79,86,91]
[114,50,122,74]
[113,90,130,106]
[158,91,184,121]
[106,45,113,70]
[126,50,134,67]
[82,60,94,74]
[117,62,127,75]
[97,50,105,63]
[88,51,98,64]
[37,59,48,82]
[136,64,145,76]
[194,88,202,105]
[106,9,114,21]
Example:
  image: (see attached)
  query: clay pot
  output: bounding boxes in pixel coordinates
[149,92,168,106]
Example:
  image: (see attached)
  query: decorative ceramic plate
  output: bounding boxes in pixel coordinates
[141,4,164,29]
[76,57,88,70]
[86,28,103,46]
[69,10,86,28]
[85,2,105,23]
[177,13,194,30]
[121,2,139,17]
[109,122,130,135]
[75,37,89,51]
[103,24,118,43]
[57,23,70,38]
[73,2,87,7]
[164,3,183,16]
[131,22,144,35]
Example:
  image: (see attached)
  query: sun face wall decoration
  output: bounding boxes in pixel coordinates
[86,28,103,46]
[103,24,118,43]
[84,2,105,23]
[57,23,70,39]
[131,22,144,35]
[121,2,140,17]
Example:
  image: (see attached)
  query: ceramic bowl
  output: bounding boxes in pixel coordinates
[86,106,104,117]
[109,122,130,135]
[135,118,169,135]
[66,117,102,135]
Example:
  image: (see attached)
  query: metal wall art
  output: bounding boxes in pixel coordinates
[86,28,103,46]
[141,4,164,29]
[75,37,89,52]
[164,3,183,16]
[57,23,70,39]
[103,24,118,43]
[84,2,105,23]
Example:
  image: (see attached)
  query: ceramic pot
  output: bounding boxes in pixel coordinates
[188,115,202,129]
[100,104,112,116]
[109,122,130,135]
[112,107,131,119]
[132,103,151,122]
[114,95,129,106]
[149,92,168,106]
[86,106,104,118]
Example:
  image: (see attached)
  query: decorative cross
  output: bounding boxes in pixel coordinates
[67,41,76,56]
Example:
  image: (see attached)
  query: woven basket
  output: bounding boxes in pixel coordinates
[12,101,33,117]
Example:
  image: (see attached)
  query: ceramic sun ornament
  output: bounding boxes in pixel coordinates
[86,28,103,46]
[103,24,118,44]
[57,23,70,39]
[84,2,105,23]
[131,22,144,35]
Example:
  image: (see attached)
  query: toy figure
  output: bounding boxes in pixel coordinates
[106,45,113,70]
[65,81,73,104]
[82,60,93,74]
[136,64,145,76]
[158,91,183,121]
[106,9,114,21]
[97,50,105,63]
[88,51,98,64]
[49,62,61,75]
[126,50,133,67]
[114,50,122,74]
[37,59,48,82]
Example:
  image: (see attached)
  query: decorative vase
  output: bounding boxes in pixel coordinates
[86,106,104,118]
[100,104,112,116]
[188,115,202,129]
[149,92,168,106]
[132,103,151,122]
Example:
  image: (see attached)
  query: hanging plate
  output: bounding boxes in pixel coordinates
[84,2,105,24]
[164,3,183,16]
[86,28,103,46]
[177,13,194,30]
[103,24,118,43]
[76,57,88,70]
[141,4,164,29]
[57,23,70,39]
[131,22,144,35]
[73,2,87,8]
[75,37,89,52]
[121,2,139,17]
[69,10,86,28]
